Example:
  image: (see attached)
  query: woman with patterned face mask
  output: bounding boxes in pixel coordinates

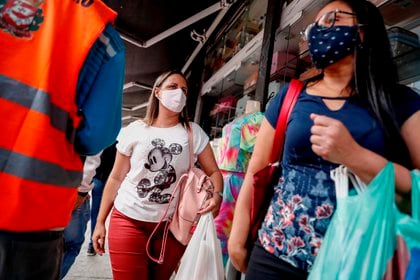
[92,70,223,280]
[228,0,420,279]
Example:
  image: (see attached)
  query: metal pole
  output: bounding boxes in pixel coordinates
[254,0,285,109]
[120,2,226,48]
[182,7,230,73]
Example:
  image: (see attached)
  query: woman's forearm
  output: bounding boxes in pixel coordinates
[230,173,254,246]
[344,146,412,194]
[96,176,122,224]
[209,170,223,193]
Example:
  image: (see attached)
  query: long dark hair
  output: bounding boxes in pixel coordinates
[144,70,190,130]
[318,0,409,166]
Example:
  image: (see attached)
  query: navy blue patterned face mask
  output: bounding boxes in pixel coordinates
[308,25,359,69]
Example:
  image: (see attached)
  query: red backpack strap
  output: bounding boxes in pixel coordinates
[269,79,303,163]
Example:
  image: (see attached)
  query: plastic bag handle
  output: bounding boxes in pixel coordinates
[331,165,367,198]
[412,169,420,220]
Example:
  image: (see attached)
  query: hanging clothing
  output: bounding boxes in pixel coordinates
[216,112,264,172]
[214,112,264,263]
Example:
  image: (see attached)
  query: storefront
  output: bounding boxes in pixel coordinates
[192,0,420,140]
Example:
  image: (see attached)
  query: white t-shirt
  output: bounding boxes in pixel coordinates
[114,120,209,222]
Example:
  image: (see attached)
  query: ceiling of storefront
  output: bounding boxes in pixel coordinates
[106,0,420,127]
[102,0,239,126]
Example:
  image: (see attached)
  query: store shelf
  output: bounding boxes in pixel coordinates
[200,0,325,96]
[395,48,420,84]
[201,0,420,96]
[201,30,263,96]
[377,0,420,27]
[274,0,329,54]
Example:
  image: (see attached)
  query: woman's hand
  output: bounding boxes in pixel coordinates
[310,113,362,165]
[228,235,248,272]
[92,222,107,256]
[197,143,224,217]
[198,194,222,217]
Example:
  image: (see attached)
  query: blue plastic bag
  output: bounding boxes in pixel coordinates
[394,169,420,280]
[309,163,420,280]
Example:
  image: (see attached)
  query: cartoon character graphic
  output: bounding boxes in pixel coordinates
[0,0,45,38]
[137,138,183,204]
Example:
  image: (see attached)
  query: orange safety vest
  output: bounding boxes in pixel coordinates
[0,0,116,231]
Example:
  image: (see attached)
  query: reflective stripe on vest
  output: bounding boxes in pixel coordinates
[0,0,116,231]
[0,74,73,139]
[0,148,82,187]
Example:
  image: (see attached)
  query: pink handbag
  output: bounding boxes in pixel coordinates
[147,127,214,264]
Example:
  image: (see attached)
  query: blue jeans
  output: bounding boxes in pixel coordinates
[60,198,90,279]
[89,178,105,246]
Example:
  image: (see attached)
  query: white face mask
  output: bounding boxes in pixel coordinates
[158,88,187,113]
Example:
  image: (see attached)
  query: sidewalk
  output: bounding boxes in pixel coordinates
[64,221,112,280]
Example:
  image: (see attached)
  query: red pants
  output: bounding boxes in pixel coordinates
[108,209,186,280]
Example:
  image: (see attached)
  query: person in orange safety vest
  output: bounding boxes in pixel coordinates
[0,0,124,278]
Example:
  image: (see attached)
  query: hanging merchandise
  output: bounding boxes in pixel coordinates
[387,26,420,57]
[174,213,224,280]
[214,111,264,265]
[309,163,420,280]
[235,94,252,118]
[270,51,297,77]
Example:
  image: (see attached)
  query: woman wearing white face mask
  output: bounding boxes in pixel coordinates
[92,71,223,280]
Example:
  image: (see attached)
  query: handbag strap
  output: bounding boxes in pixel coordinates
[187,125,194,170]
[145,179,178,263]
[146,217,170,264]
[146,126,194,264]
[269,79,303,163]
[146,173,188,264]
